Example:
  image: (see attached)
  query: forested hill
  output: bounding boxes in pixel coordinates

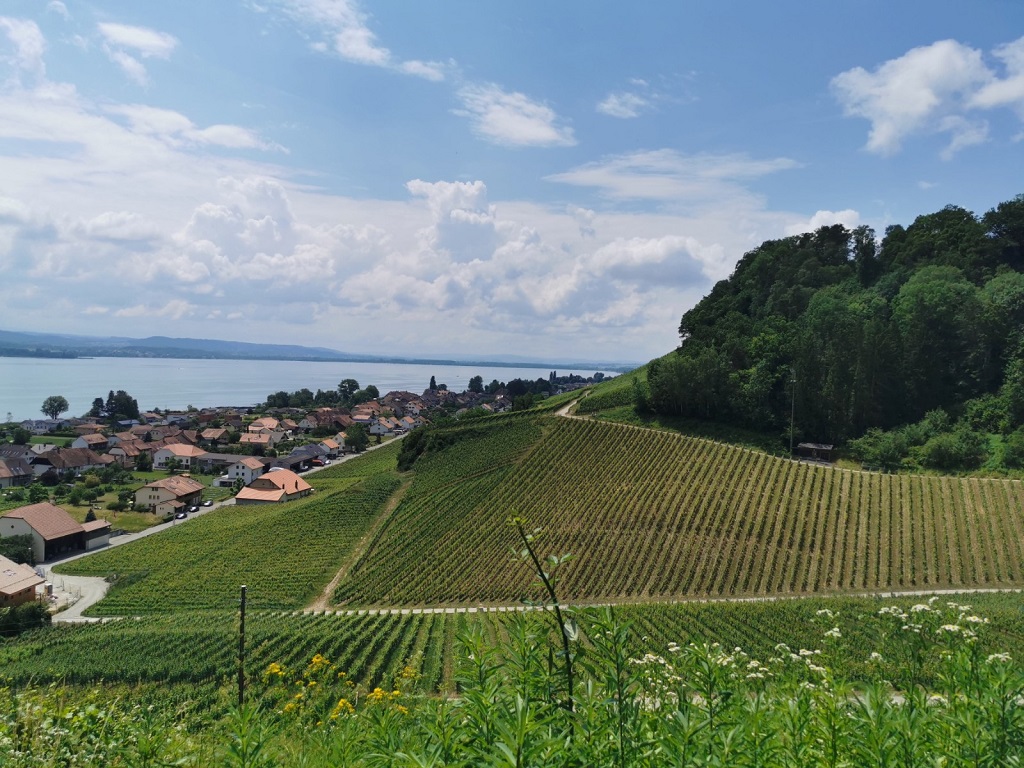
[647,195,1024,457]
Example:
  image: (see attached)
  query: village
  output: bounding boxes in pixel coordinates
[0,373,606,610]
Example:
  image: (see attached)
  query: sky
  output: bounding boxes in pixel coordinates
[1,1,1023,365]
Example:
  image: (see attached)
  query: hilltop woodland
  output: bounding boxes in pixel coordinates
[643,195,1024,472]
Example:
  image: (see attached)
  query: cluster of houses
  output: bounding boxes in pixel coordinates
[0,393,439,583]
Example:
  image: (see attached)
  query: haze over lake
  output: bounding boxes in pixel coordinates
[1,357,618,422]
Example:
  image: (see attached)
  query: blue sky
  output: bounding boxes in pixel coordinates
[1,1,1023,364]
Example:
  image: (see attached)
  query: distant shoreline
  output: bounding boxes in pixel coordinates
[0,350,637,373]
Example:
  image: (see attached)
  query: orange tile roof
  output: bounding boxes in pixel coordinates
[235,487,286,503]
[143,476,205,496]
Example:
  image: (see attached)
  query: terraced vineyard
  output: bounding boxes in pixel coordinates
[335,416,1024,606]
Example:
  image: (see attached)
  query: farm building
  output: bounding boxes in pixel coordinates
[1,502,111,562]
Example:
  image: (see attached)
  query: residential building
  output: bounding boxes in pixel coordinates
[0,554,43,607]
[235,469,313,505]
[135,476,205,515]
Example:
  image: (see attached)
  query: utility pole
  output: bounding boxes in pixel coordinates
[238,584,247,708]
[789,370,797,455]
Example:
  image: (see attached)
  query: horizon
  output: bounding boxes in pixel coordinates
[1,2,1022,360]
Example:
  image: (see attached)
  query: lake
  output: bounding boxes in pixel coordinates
[0,357,619,421]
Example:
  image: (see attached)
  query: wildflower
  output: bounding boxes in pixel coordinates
[396,705,409,715]
[910,604,931,613]
[987,653,1011,664]
[869,652,884,662]
[816,609,835,619]
[926,694,947,707]
[939,624,962,634]
[963,615,988,625]
[824,627,841,639]
[330,698,355,718]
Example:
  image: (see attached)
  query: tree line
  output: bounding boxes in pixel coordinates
[645,195,1024,469]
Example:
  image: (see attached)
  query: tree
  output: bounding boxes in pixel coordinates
[364,385,379,400]
[345,423,369,453]
[429,375,437,391]
[28,484,49,504]
[40,395,69,421]
[11,427,31,445]
[338,379,360,404]
[468,375,484,393]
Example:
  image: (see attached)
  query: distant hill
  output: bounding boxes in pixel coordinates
[0,329,636,372]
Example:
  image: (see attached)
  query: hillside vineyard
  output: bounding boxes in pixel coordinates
[334,417,1024,605]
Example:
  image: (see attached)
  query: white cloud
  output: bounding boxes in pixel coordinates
[970,37,1024,112]
[274,0,447,80]
[97,22,178,85]
[97,23,178,58]
[784,209,861,237]
[832,36,1024,156]
[115,299,195,320]
[455,83,575,147]
[597,91,649,119]
[546,149,798,204]
[47,2,70,21]
[0,17,46,80]
[106,104,281,151]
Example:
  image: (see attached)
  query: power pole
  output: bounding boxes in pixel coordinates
[238,584,247,708]
[789,371,797,455]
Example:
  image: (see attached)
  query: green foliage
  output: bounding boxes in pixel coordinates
[344,423,369,453]
[0,534,34,565]
[0,601,50,637]
[647,197,1024,459]
[2,599,1023,766]
[39,394,69,420]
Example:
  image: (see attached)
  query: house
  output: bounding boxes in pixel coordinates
[1,502,111,562]
[30,448,110,478]
[235,469,312,505]
[369,419,393,436]
[0,445,33,462]
[0,554,44,607]
[0,458,34,489]
[134,476,204,515]
[72,423,105,437]
[318,438,341,458]
[225,457,265,485]
[248,417,280,433]
[200,427,229,445]
[71,433,109,451]
[20,419,61,435]
[195,452,244,475]
[153,443,207,471]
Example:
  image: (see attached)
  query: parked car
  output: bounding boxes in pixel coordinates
[175,511,188,519]
[202,499,213,507]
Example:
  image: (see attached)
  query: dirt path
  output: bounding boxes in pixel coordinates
[306,477,413,611]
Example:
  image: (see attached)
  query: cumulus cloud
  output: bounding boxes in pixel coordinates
[832,36,1024,156]
[97,22,178,85]
[274,0,447,80]
[115,299,195,320]
[455,83,576,147]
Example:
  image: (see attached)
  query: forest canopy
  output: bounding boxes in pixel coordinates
[648,195,1024,463]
